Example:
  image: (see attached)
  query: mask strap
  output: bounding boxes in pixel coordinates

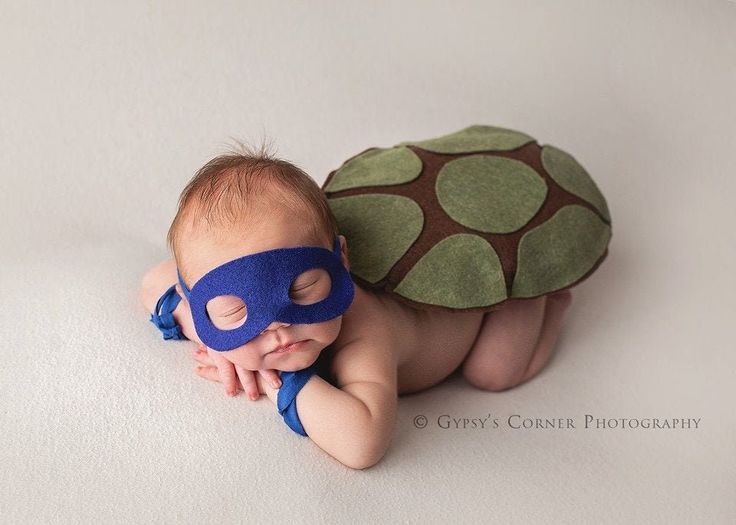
[177,269,191,302]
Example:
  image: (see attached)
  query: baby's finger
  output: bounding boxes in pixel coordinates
[194,343,208,357]
[192,350,216,367]
[207,348,239,397]
[258,369,282,389]
[195,366,220,383]
[235,365,260,401]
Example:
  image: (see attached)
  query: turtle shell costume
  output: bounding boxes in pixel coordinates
[322,124,612,313]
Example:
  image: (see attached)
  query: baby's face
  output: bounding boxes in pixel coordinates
[179,211,348,372]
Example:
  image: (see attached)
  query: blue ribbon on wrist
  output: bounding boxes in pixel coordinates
[276,363,320,437]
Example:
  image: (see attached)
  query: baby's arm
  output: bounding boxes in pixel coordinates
[260,341,398,470]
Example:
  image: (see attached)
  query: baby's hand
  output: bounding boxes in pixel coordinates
[192,344,281,401]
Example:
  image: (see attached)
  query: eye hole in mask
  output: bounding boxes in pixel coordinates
[206,295,248,330]
[289,268,332,305]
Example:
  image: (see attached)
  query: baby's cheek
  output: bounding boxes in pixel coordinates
[312,317,343,344]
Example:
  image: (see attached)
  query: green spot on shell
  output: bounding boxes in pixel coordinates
[541,145,611,222]
[436,155,547,233]
[512,205,611,297]
[324,146,423,193]
[328,194,423,283]
[397,124,535,154]
[394,234,507,308]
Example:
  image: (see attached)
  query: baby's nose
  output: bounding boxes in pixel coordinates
[261,320,291,333]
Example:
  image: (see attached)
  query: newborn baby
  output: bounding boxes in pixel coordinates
[139,147,572,470]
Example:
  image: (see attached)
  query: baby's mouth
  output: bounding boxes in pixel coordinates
[269,340,308,354]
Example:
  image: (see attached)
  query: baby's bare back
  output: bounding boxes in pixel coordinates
[336,284,485,395]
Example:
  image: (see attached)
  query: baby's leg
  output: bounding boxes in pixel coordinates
[461,290,573,392]
[139,259,202,344]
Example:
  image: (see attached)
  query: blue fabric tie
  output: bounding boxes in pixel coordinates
[277,364,320,436]
[149,284,188,341]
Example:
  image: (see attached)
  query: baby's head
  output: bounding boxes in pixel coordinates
[167,142,351,372]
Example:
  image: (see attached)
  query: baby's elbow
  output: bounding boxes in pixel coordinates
[138,267,160,312]
[138,259,175,312]
[341,448,385,471]
[341,434,390,470]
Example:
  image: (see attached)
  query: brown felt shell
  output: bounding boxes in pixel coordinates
[322,125,612,313]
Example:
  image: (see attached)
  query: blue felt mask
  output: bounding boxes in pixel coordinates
[177,236,354,352]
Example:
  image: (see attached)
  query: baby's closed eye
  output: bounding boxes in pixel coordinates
[206,295,248,329]
[221,303,246,317]
[289,269,331,304]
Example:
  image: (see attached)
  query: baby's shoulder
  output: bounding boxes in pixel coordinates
[329,330,398,390]
[333,283,423,372]
[336,284,397,341]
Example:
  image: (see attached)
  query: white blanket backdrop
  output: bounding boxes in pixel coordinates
[1,1,734,523]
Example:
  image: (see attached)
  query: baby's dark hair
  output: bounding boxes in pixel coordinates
[167,137,339,282]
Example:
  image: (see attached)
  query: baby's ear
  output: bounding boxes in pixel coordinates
[338,235,350,271]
